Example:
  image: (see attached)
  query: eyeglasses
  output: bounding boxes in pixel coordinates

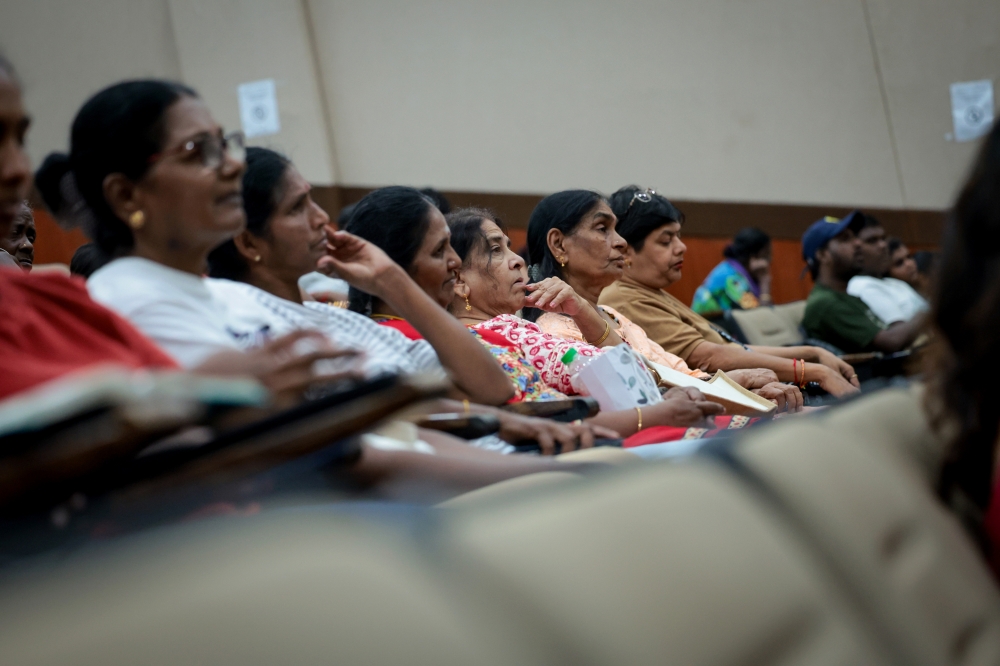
[148,130,246,170]
[626,188,657,212]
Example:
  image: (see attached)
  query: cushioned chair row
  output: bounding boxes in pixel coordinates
[0,387,995,665]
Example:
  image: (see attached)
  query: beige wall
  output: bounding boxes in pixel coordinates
[866,0,1000,209]
[2,0,997,210]
[167,0,337,183]
[0,0,182,170]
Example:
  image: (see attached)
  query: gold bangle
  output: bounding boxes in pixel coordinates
[462,399,471,414]
[591,319,612,346]
[635,406,643,432]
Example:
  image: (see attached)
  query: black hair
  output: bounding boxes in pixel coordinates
[524,190,605,321]
[723,227,771,266]
[608,185,685,252]
[69,242,111,278]
[343,186,436,315]
[419,188,452,215]
[448,208,495,264]
[887,237,905,256]
[34,80,197,256]
[929,121,1000,547]
[446,207,510,288]
[857,211,883,230]
[914,250,936,276]
[207,147,291,281]
[337,202,357,228]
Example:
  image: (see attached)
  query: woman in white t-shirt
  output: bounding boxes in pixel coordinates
[71,85,514,406]
[46,78,612,460]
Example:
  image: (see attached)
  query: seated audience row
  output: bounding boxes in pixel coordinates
[597,188,859,395]
[0,69,619,497]
[801,212,925,354]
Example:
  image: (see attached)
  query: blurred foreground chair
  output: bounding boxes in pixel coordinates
[725,384,1000,666]
[0,385,995,666]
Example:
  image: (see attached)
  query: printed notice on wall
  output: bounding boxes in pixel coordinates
[238,79,281,138]
[950,80,994,142]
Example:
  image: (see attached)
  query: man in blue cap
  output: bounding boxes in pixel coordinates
[801,211,923,353]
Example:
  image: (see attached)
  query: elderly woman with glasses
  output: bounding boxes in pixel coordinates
[598,185,860,397]
[341,194,726,438]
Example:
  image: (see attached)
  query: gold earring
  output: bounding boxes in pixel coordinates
[625,258,632,268]
[559,257,567,268]
[254,255,262,263]
[128,210,145,230]
[464,295,472,312]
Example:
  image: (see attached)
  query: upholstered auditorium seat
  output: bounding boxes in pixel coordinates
[732,391,1000,666]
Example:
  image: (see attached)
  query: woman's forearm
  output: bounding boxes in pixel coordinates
[352,433,602,501]
[588,411,641,437]
[751,345,820,362]
[571,307,623,348]
[380,271,515,405]
[687,341,800,382]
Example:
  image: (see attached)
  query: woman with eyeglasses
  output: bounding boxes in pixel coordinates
[599,186,860,398]
[29,78,608,491]
[0,66,368,402]
[526,189,805,411]
[51,81,514,407]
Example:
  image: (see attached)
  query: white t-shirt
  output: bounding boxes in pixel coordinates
[87,257,443,379]
[846,275,928,324]
[298,271,349,298]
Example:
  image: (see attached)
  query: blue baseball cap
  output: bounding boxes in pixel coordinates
[801,210,864,265]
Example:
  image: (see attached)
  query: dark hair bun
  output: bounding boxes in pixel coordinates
[723,227,771,262]
[34,152,73,216]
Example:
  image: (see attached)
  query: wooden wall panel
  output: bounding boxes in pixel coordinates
[29,182,939,307]
[31,207,88,268]
[332,186,946,244]
[663,238,813,307]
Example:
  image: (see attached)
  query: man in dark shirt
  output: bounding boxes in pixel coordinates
[801,212,923,353]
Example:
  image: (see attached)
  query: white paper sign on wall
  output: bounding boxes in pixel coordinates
[950,80,994,142]
[238,79,281,138]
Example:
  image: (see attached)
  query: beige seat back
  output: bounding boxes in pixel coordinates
[439,461,894,665]
[729,301,806,346]
[0,513,550,666]
[818,384,947,483]
[734,406,1000,666]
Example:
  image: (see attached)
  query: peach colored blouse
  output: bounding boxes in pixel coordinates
[536,305,709,379]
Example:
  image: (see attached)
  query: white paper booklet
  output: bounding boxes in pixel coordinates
[648,361,777,417]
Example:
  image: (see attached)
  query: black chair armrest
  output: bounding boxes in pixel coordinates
[415,413,501,439]
[501,398,600,422]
